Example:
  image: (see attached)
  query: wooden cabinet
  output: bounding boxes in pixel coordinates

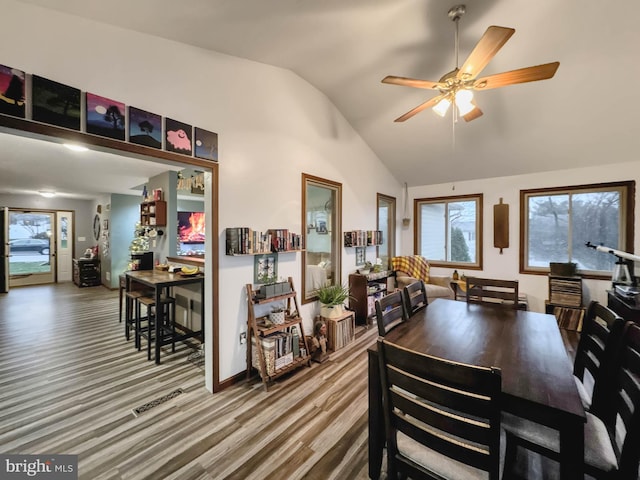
[349,271,391,325]
[607,290,640,323]
[73,258,101,287]
[246,277,310,390]
[140,200,166,227]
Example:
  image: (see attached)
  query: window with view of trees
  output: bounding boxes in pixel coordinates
[521,181,634,277]
[415,194,483,268]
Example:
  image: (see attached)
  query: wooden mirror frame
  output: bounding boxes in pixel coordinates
[301,173,342,304]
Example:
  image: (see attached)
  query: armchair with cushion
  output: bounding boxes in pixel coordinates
[391,256,454,301]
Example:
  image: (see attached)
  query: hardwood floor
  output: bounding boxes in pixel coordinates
[0,283,584,480]
[0,283,382,480]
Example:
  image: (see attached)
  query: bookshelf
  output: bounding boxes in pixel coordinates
[546,275,584,331]
[343,230,383,247]
[246,277,311,390]
[349,271,392,325]
[226,227,303,255]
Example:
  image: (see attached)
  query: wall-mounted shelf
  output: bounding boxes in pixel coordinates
[343,230,383,247]
[226,227,303,255]
[140,200,166,227]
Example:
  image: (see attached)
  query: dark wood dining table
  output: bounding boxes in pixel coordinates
[125,269,204,364]
[368,298,586,480]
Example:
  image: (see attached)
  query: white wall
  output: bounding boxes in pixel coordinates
[0,0,402,389]
[405,160,640,312]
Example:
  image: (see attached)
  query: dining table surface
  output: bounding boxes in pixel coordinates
[125,269,204,364]
[368,298,586,480]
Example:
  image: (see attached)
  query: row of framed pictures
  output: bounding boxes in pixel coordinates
[0,63,218,161]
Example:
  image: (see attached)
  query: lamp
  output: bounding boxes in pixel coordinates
[433,96,452,117]
[454,89,475,115]
[39,191,56,198]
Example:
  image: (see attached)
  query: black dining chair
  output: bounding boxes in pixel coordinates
[573,300,626,411]
[465,276,519,309]
[375,290,406,337]
[402,280,428,316]
[503,321,640,479]
[377,337,503,479]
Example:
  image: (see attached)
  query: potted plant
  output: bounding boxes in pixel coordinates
[317,283,351,318]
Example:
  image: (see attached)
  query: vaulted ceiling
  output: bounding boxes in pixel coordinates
[7,0,640,191]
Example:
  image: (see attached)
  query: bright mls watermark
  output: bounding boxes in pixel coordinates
[0,455,77,479]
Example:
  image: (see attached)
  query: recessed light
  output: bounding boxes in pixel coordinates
[63,143,89,152]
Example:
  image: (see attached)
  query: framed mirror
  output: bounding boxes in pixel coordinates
[377,193,396,269]
[301,173,342,304]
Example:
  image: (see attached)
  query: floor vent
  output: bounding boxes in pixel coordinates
[132,388,184,417]
[187,347,205,370]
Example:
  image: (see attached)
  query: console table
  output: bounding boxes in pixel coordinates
[607,290,640,323]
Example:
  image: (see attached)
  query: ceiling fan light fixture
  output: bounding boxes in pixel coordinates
[455,89,475,115]
[433,97,452,117]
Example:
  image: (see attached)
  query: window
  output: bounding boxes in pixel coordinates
[415,194,483,269]
[520,181,634,277]
[377,193,396,269]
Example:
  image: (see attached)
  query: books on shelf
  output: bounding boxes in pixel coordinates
[549,276,582,307]
[326,312,355,351]
[251,329,299,376]
[343,230,383,247]
[226,227,303,255]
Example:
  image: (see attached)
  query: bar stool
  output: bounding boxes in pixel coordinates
[125,290,148,341]
[136,295,177,360]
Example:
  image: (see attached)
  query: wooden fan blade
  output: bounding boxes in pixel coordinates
[472,62,560,90]
[458,26,515,80]
[382,75,444,90]
[394,95,445,122]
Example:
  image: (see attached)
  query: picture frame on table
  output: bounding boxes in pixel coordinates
[355,247,365,266]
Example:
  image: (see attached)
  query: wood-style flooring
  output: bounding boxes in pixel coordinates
[0,283,380,480]
[0,283,581,479]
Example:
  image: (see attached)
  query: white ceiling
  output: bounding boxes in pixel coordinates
[5,0,640,194]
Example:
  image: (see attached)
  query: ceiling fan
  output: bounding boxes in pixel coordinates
[382,4,559,123]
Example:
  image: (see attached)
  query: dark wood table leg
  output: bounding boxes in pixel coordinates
[560,419,584,480]
[368,348,383,480]
[155,286,162,364]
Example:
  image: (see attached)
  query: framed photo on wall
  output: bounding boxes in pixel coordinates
[254,253,278,284]
[355,247,366,266]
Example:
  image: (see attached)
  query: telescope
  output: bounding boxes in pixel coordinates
[585,242,637,286]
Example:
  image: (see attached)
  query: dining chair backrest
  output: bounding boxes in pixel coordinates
[402,280,428,316]
[377,337,502,480]
[465,276,519,309]
[573,300,626,413]
[375,290,406,337]
[605,321,640,479]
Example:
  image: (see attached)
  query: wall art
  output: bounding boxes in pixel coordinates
[194,127,218,161]
[32,75,81,130]
[129,106,162,149]
[0,64,25,118]
[165,117,192,155]
[86,92,125,140]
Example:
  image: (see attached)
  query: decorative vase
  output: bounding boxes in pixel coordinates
[269,310,286,325]
[321,304,344,319]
